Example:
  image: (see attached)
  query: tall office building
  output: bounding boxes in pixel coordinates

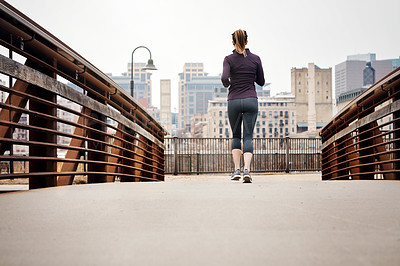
[335,60,366,98]
[160,79,172,135]
[178,63,206,134]
[335,54,396,112]
[291,63,332,133]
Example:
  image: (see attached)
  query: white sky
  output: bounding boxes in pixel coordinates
[6,0,400,111]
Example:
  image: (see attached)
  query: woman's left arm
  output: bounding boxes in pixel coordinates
[221,57,231,88]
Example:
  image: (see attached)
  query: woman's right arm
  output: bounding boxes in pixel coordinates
[221,57,231,88]
[255,57,265,87]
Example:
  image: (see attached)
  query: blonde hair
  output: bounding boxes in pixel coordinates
[232,29,247,57]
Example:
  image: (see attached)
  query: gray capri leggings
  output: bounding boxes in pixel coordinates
[227,97,258,153]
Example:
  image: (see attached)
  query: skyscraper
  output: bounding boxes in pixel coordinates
[160,79,172,135]
[335,60,366,98]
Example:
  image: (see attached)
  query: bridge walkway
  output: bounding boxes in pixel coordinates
[1,173,399,266]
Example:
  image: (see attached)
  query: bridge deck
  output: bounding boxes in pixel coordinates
[1,174,399,265]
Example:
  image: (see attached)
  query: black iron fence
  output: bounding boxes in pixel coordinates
[165,137,321,174]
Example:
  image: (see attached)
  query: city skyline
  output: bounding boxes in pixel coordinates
[6,0,400,111]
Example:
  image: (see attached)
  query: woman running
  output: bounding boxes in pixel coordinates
[221,29,265,183]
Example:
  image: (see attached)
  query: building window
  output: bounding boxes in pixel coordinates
[299,89,301,93]
[219,111,223,117]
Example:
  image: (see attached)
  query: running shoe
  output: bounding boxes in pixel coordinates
[243,169,252,183]
[230,169,241,181]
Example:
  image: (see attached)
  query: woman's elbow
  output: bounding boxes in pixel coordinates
[221,78,230,88]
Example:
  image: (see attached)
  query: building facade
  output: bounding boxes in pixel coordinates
[291,63,332,133]
[205,94,296,139]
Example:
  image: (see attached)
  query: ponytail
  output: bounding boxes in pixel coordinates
[232,29,247,57]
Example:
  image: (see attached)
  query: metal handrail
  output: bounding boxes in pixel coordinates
[320,67,400,180]
[0,1,166,188]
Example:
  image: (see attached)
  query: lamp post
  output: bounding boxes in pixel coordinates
[130,46,157,98]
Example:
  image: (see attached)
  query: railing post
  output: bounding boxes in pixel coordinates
[197,152,200,175]
[29,85,57,189]
[394,95,400,180]
[87,109,107,183]
[173,136,178,175]
[285,137,290,173]
[29,60,57,189]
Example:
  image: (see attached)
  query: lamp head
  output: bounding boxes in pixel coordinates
[142,58,157,70]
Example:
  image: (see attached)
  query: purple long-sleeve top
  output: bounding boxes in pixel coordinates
[221,48,265,100]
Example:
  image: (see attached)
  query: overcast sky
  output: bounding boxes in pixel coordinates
[6,0,400,110]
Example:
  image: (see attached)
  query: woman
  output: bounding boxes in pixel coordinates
[221,29,265,183]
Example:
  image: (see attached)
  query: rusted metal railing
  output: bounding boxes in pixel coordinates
[320,67,400,180]
[0,1,166,188]
[165,137,321,175]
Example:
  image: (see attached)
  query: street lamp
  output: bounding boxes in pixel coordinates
[130,46,157,98]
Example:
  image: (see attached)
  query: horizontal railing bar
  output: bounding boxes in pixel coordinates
[321,130,400,166]
[322,147,400,172]
[322,99,400,150]
[0,171,160,181]
[0,155,163,177]
[0,137,164,172]
[321,117,400,158]
[324,170,400,181]
[0,85,163,155]
[322,155,400,177]
[0,118,165,167]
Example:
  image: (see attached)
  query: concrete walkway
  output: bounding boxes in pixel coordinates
[1,173,400,266]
